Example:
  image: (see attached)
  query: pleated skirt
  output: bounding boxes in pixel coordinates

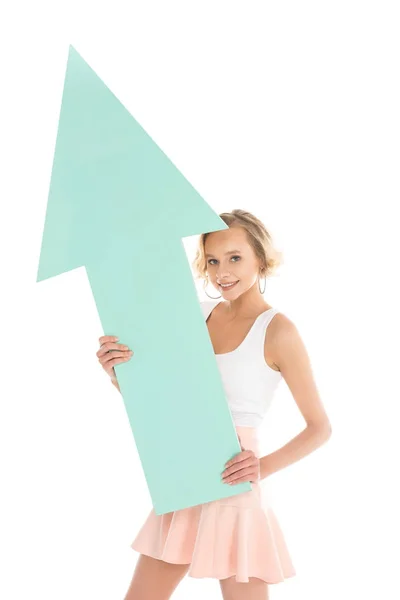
[131,425,296,584]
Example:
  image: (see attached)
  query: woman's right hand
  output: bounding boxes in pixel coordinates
[97,335,134,381]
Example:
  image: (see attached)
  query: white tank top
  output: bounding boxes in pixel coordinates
[201,299,283,428]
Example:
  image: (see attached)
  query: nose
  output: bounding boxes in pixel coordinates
[217,268,232,280]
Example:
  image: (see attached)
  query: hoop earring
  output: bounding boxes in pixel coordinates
[258,272,266,294]
[203,278,222,299]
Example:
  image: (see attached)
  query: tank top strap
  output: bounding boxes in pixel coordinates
[249,308,280,354]
[201,299,222,321]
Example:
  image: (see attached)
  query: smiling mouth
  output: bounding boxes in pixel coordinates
[218,281,239,290]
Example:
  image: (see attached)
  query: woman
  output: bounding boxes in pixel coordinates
[97,209,332,599]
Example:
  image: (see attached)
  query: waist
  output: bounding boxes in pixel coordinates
[231,410,263,429]
[234,424,260,457]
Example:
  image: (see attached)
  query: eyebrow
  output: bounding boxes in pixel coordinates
[205,249,242,258]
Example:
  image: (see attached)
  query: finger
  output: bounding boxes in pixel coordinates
[223,457,256,477]
[226,475,256,485]
[97,342,131,358]
[222,455,255,478]
[99,335,119,345]
[108,356,133,369]
[223,466,257,484]
[99,350,133,366]
[224,449,253,469]
[224,465,257,483]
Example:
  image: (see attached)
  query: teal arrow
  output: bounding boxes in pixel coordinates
[36,44,251,515]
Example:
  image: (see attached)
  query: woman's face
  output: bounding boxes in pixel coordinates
[204,226,262,299]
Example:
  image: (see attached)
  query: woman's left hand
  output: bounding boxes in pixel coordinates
[221,435,261,485]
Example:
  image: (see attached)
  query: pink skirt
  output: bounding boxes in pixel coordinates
[130,425,296,584]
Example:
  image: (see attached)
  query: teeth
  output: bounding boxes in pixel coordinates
[220,281,238,288]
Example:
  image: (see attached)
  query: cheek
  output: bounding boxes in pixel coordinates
[234,263,248,277]
[238,267,257,283]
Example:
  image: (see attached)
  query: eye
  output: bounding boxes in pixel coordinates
[207,256,241,265]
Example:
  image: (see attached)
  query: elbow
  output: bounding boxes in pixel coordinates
[325,425,332,440]
[321,421,332,441]
[308,420,332,442]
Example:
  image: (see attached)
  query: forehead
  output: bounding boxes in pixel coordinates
[204,226,250,255]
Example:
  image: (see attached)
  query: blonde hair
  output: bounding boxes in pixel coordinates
[192,209,283,283]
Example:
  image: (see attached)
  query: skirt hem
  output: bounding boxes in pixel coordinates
[130,545,296,585]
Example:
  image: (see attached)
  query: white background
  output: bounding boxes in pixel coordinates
[1,1,399,599]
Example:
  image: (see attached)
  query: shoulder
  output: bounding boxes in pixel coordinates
[268,310,297,338]
[267,311,302,349]
[267,311,310,370]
